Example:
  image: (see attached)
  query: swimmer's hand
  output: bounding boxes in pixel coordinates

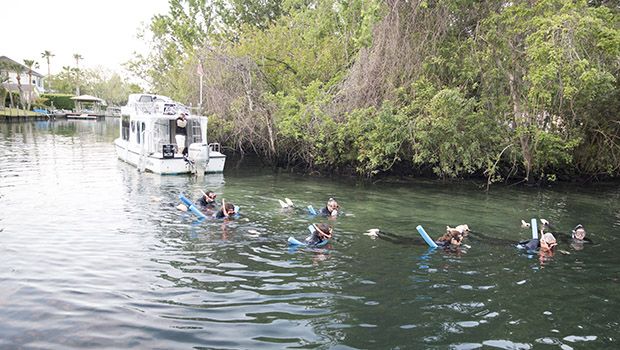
[463,244,471,249]
[521,220,530,228]
[176,203,188,211]
[559,249,571,255]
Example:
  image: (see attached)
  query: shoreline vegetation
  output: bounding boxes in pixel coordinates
[124,0,620,185]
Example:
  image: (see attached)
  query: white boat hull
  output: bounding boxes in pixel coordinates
[114,139,225,174]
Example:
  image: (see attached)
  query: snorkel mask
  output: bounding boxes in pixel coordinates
[572,224,586,240]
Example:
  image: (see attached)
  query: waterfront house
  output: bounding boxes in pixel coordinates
[0,56,45,105]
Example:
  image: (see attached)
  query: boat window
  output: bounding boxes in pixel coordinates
[131,121,135,133]
[137,122,141,144]
[139,95,153,103]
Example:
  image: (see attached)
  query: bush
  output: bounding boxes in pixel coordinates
[41,93,75,110]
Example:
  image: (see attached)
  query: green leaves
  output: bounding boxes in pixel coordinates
[129,0,620,182]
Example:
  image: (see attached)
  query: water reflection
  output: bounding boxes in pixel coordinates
[0,119,619,348]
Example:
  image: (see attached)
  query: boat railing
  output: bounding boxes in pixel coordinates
[134,102,156,114]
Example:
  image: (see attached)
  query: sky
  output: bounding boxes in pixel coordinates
[3,0,171,77]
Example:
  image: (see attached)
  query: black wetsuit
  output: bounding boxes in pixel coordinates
[305,232,326,246]
[517,238,540,251]
[215,210,228,219]
[375,230,426,246]
[468,230,520,247]
[316,206,336,217]
[195,196,217,207]
[469,231,544,251]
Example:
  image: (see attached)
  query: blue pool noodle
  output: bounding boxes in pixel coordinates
[416,225,439,248]
[531,218,538,239]
[308,205,317,215]
[288,225,327,247]
[288,237,305,245]
[179,194,207,218]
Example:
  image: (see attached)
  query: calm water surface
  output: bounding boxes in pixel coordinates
[1,119,619,349]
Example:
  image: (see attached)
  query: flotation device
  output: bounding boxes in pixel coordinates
[308,205,317,215]
[287,224,328,246]
[179,194,207,218]
[416,225,439,248]
[531,218,538,239]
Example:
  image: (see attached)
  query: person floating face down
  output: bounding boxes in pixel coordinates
[519,232,557,252]
[196,190,217,207]
[175,113,188,155]
[436,230,465,248]
[317,198,339,217]
[305,223,333,246]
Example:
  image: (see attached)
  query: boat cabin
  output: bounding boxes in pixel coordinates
[119,94,207,156]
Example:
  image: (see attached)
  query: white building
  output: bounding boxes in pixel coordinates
[0,56,45,105]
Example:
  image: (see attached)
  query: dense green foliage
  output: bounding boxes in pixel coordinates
[41,94,75,110]
[129,0,620,184]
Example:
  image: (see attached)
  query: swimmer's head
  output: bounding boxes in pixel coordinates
[205,190,216,202]
[540,232,557,250]
[572,224,586,240]
[314,223,333,239]
[327,198,339,214]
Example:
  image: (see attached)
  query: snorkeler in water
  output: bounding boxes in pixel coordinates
[278,197,341,217]
[365,225,469,249]
[364,229,426,245]
[305,223,334,246]
[215,201,236,219]
[196,190,217,207]
[469,228,562,254]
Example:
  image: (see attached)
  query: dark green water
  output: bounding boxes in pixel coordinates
[0,119,619,349]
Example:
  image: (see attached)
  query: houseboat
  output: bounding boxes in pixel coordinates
[114,94,226,174]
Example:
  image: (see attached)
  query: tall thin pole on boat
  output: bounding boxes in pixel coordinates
[197,56,204,114]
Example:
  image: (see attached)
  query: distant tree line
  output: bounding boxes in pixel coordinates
[127,0,620,184]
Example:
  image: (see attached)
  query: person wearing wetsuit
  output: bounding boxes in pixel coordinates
[433,231,467,254]
[518,232,557,252]
[196,190,217,207]
[316,198,339,217]
[215,202,236,218]
[366,229,427,245]
[305,223,333,246]
[468,230,557,253]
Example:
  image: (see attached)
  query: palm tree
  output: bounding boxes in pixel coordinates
[0,59,14,109]
[73,53,83,95]
[0,74,8,111]
[23,59,38,111]
[62,65,72,83]
[0,60,13,108]
[41,50,54,91]
[7,62,25,113]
